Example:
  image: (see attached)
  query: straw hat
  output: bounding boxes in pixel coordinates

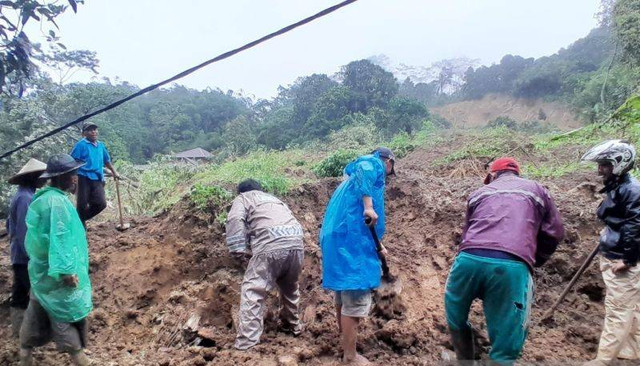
[8,158,47,185]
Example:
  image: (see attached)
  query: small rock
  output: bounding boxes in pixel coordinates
[278,355,298,366]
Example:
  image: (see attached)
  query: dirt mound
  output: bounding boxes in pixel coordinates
[0,142,612,365]
[432,93,584,129]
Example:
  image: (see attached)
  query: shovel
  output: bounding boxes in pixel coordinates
[365,217,401,290]
[114,177,130,231]
[541,241,600,322]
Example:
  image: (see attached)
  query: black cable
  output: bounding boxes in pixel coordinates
[0,0,358,161]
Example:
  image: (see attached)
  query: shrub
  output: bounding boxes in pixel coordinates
[388,133,417,159]
[487,116,518,130]
[312,149,363,177]
[190,183,232,210]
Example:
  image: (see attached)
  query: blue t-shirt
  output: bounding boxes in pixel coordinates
[70,138,111,181]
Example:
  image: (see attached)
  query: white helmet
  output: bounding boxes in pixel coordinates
[581,139,636,176]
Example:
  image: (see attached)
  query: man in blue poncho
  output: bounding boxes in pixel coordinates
[320,147,395,365]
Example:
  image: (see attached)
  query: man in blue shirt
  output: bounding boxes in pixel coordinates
[70,122,119,224]
[6,158,47,337]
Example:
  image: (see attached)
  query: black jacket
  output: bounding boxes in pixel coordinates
[597,173,640,266]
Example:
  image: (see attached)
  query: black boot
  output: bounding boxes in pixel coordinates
[450,327,475,364]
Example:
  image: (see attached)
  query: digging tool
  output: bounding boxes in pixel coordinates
[114,177,130,231]
[365,217,402,292]
[541,242,600,321]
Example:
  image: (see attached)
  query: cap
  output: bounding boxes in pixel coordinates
[372,146,396,176]
[82,122,98,132]
[484,157,520,184]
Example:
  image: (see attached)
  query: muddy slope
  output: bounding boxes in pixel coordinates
[0,142,611,365]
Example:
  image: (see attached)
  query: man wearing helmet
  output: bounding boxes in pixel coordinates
[582,140,640,365]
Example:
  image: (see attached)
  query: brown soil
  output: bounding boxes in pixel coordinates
[0,138,618,365]
[432,93,584,129]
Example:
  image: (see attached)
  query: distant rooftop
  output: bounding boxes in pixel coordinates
[174,147,212,159]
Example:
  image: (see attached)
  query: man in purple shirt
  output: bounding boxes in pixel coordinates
[444,157,564,364]
[6,158,46,338]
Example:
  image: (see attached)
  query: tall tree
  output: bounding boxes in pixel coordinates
[341,59,398,112]
[0,0,84,94]
[613,0,640,65]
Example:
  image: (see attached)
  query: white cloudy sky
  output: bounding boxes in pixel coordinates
[49,0,601,99]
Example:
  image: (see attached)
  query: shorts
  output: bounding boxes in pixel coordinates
[20,296,88,353]
[335,290,372,318]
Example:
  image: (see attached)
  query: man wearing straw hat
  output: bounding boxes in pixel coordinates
[6,158,47,338]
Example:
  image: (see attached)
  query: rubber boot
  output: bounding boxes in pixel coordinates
[19,348,33,366]
[10,307,25,339]
[450,327,475,364]
[70,350,90,366]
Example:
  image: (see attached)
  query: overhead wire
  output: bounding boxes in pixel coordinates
[0,0,358,161]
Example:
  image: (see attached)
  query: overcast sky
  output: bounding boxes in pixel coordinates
[51,0,601,99]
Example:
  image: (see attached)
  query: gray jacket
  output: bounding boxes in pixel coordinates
[225,190,303,255]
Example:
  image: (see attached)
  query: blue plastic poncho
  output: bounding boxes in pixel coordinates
[25,187,92,323]
[321,153,386,291]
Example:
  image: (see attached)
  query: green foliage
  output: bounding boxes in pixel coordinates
[571,65,640,122]
[438,127,514,164]
[429,113,452,129]
[613,0,640,65]
[461,27,620,109]
[312,149,363,178]
[377,96,429,136]
[521,162,586,178]
[189,183,232,210]
[487,116,518,130]
[0,0,86,94]
[303,86,354,139]
[220,115,258,156]
[341,59,399,112]
[326,119,381,150]
[194,150,307,195]
[387,133,418,159]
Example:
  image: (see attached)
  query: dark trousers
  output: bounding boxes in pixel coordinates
[76,175,107,223]
[10,264,30,309]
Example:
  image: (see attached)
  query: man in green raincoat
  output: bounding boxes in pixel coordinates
[19,154,92,366]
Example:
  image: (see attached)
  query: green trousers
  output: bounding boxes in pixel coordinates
[444,252,533,364]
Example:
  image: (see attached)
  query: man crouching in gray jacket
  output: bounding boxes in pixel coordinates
[225,179,305,350]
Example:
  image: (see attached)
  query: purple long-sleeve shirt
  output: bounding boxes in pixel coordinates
[460,174,565,269]
[6,186,35,265]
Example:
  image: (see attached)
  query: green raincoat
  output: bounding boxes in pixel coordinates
[25,186,92,323]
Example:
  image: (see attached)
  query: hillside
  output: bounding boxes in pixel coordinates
[431,93,584,129]
[0,127,625,365]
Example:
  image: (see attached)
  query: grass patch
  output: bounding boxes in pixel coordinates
[521,162,587,179]
[190,183,232,210]
[436,127,516,165]
[193,149,313,195]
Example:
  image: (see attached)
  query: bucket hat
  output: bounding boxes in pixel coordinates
[40,154,86,179]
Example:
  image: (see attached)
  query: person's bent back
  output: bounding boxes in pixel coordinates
[226,179,304,350]
[460,167,564,268]
[445,157,564,364]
